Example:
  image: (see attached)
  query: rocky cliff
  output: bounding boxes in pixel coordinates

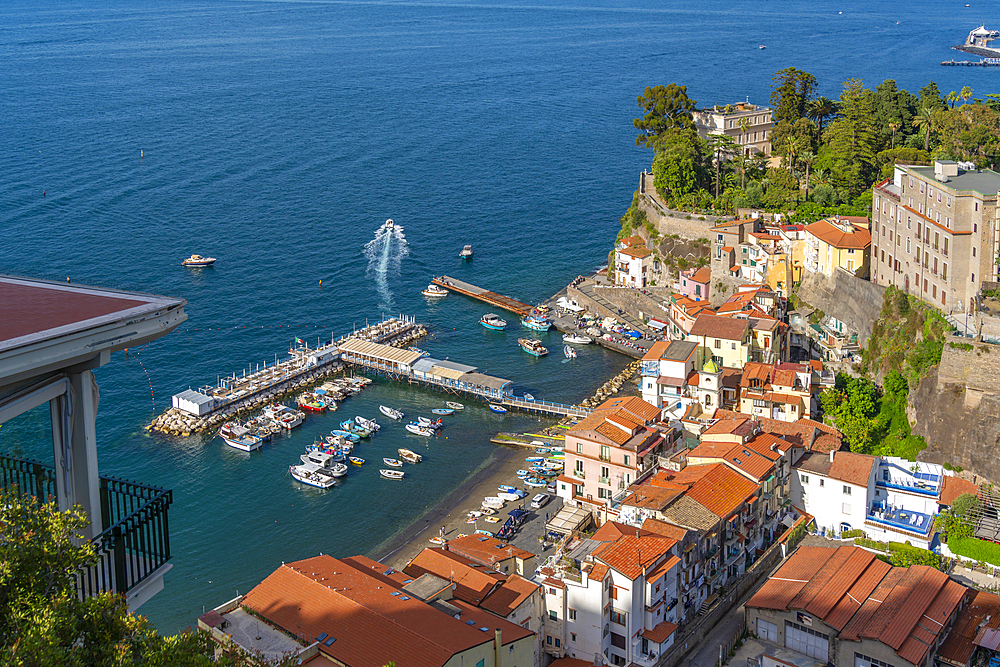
[795,269,885,346]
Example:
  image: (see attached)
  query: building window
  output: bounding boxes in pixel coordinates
[547,636,552,646]
[610,610,627,625]
[974,247,977,257]
[600,445,610,460]
[855,652,893,667]
[550,610,558,620]
[714,338,721,349]
[624,455,630,466]
[843,485,851,495]
[598,488,610,499]
[603,624,610,637]
[819,478,824,487]
[571,633,577,642]
[569,609,577,621]
[843,503,852,514]
[802,475,809,484]
[576,443,583,454]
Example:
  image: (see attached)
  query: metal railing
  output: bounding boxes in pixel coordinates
[1,454,172,599]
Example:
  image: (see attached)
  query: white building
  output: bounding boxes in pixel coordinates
[791,450,877,539]
[639,340,701,412]
[615,236,653,288]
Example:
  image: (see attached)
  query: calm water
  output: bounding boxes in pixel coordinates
[1,0,995,632]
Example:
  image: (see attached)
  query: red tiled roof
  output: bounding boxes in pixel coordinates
[241,556,497,667]
[641,518,690,542]
[594,534,677,580]
[939,589,1000,666]
[593,396,661,423]
[479,575,539,618]
[940,475,980,507]
[403,548,505,605]
[690,266,712,284]
[673,463,758,518]
[447,534,533,566]
[586,562,610,582]
[828,451,877,487]
[805,218,871,250]
[646,554,680,584]
[619,245,652,259]
[641,619,679,644]
[689,314,749,341]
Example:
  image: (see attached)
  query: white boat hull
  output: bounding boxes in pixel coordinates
[380,469,405,479]
[290,465,337,488]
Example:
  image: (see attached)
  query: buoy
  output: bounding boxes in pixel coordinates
[319,280,322,286]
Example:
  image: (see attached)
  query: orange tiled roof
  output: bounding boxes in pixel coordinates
[828,451,877,487]
[585,562,609,582]
[595,420,633,445]
[619,245,652,259]
[404,548,505,605]
[641,619,679,644]
[593,396,661,423]
[641,518,690,541]
[689,266,711,284]
[673,463,758,518]
[447,534,533,566]
[940,475,980,506]
[689,314,749,341]
[595,534,677,580]
[805,218,871,250]
[938,589,1000,666]
[479,574,539,618]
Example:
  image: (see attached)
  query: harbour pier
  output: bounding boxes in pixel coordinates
[431,276,532,317]
[153,317,426,435]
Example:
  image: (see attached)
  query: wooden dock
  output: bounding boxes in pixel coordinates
[432,276,532,317]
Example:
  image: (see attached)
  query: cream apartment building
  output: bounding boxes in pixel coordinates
[692,102,773,156]
[871,161,1000,311]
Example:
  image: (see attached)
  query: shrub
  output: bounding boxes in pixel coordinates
[854,537,888,551]
[841,529,866,539]
[948,535,1000,567]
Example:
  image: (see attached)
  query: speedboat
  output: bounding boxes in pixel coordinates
[355,416,380,432]
[289,462,338,489]
[380,468,405,480]
[518,338,548,357]
[406,423,435,436]
[564,345,577,359]
[489,404,507,414]
[446,401,465,410]
[383,219,394,231]
[422,283,448,297]
[524,393,535,401]
[398,448,423,463]
[562,333,592,344]
[300,449,344,472]
[480,313,507,330]
[379,405,404,420]
[383,457,403,468]
[182,254,217,267]
[460,244,473,259]
[417,416,443,429]
[348,456,365,466]
[218,423,263,452]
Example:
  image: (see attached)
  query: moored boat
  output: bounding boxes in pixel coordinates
[406,423,435,436]
[431,407,454,415]
[218,423,263,452]
[446,401,465,410]
[460,244,473,259]
[329,429,361,443]
[383,457,403,468]
[379,405,404,420]
[422,283,448,297]
[297,393,327,412]
[181,254,217,267]
[562,333,593,344]
[489,404,507,414]
[398,448,422,463]
[355,416,380,432]
[380,468,405,480]
[480,313,507,330]
[521,315,551,331]
[564,345,577,359]
[417,416,443,429]
[518,338,548,357]
[348,456,365,466]
[340,419,372,438]
[289,462,338,489]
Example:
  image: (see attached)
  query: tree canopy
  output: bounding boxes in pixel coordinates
[771,67,817,124]
[634,84,697,147]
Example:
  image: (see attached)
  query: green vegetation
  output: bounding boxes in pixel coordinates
[617,191,648,242]
[854,537,943,569]
[948,535,1000,567]
[861,286,951,387]
[633,72,1000,216]
[0,487,281,666]
[786,519,807,549]
[936,492,980,541]
[841,529,866,539]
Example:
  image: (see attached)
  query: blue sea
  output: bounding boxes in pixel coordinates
[1,0,995,632]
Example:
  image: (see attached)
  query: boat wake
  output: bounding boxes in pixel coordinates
[363,222,409,315]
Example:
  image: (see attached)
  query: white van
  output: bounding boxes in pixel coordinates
[530,493,550,509]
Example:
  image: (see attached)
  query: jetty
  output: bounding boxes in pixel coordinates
[431,276,532,317]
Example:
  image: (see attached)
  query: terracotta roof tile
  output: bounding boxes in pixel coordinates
[641,619,679,644]
[447,534,533,566]
[479,575,539,618]
[805,218,871,250]
[674,463,758,518]
[619,245,652,259]
[595,534,677,580]
[690,266,711,284]
[593,396,661,423]
[585,562,609,582]
[938,589,1000,666]
[828,451,877,487]
[403,548,505,605]
[689,314,749,341]
[940,475,980,507]
[640,518,690,541]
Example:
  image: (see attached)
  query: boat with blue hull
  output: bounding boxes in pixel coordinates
[480,313,507,330]
[518,338,548,357]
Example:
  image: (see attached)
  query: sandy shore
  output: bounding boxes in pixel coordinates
[371,434,562,570]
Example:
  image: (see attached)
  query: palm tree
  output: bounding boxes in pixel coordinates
[799,151,816,200]
[912,106,936,152]
[888,122,900,149]
[807,96,838,136]
[961,86,974,105]
[947,91,959,109]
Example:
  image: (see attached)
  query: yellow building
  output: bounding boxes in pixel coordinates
[803,217,871,279]
[686,314,751,369]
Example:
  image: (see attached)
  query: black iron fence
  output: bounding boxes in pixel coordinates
[0,453,172,599]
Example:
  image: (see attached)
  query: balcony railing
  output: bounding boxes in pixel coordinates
[572,469,585,479]
[1,454,172,600]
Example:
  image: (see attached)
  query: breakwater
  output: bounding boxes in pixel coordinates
[149,317,427,436]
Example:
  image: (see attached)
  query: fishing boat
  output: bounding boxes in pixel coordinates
[340,419,372,438]
[515,469,531,477]
[498,492,520,502]
[498,484,518,493]
[485,516,500,524]
[383,457,403,468]
[355,416,380,432]
[300,450,347,474]
[431,407,454,415]
[480,313,507,330]
[417,416,443,429]
[181,254,217,267]
[296,393,327,412]
[379,405,404,420]
[329,429,361,443]
[564,345,577,359]
[289,462,338,489]
[518,338,548,357]
[489,404,507,414]
[398,448,423,463]
[380,468,405,480]
[562,333,593,344]
[460,244,473,259]
[406,423,435,436]
[524,478,548,487]
[446,401,465,410]
[422,283,448,297]
[521,315,551,332]
[525,456,545,463]
[348,456,365,466]
[218,424,263,452]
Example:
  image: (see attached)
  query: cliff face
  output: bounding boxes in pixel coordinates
[795,270,885,346]
[913,340,1000,483]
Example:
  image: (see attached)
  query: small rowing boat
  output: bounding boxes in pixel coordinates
[348,456,365,466]
[399,448,422,463]
[383,457,402,467]
[431,407,454,416]
[489,404,507,414]
[380,468,404,480]
[446,401,465,410]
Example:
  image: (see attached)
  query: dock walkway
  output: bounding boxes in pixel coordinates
[432,276,532,317]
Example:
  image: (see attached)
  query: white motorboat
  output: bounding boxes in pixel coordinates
[562,333,593,344]
[355,416,380,432]
[218,423,263,452]
[290,462,338,489]
[564,345,577,359]
[446,401,465,410]
[380,468,405,480]
[417,416,443,430]
[383,218,394,231]
[182,254,217,267]
[300,450,348,477]
[379,405,404,420]
[482,496,505,509]
[383,458,403,468]
[398,448,423,463]
[460,244,473,259]
[422,283,448,297]
[406,423,434,437]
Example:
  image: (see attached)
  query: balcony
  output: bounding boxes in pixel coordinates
[1,454,172,607]
[572,469,585,479]
[599,476,611,485]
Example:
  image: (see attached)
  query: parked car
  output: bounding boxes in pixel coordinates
[530,493,550,509]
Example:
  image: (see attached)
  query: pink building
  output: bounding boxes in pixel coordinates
[678,266,711,300]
